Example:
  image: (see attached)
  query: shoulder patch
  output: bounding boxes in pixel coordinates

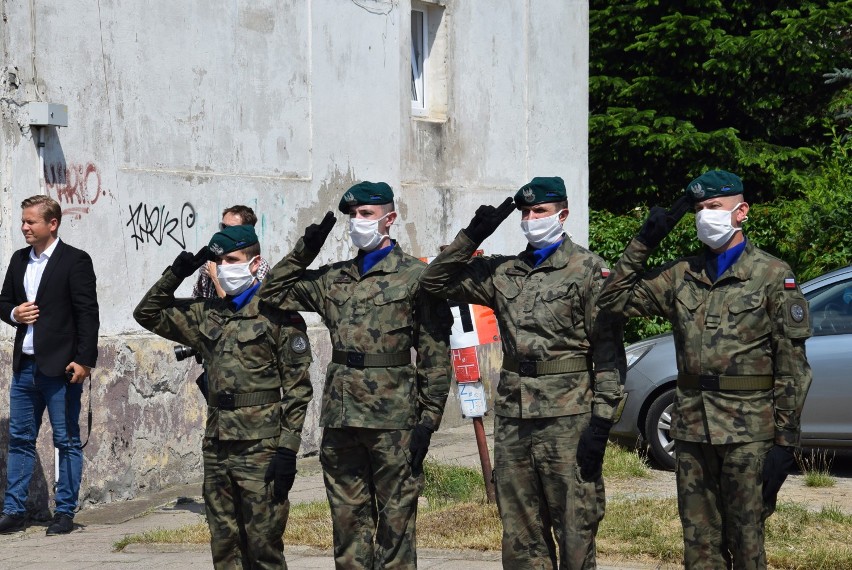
[600,267,610,278]
[290,332,309,354]
[784,277,797,290]
[784,298,809,328]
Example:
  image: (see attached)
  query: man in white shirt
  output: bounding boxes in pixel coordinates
[0,195,99,535]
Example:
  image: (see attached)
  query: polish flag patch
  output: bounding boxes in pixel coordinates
[601,267,611,278]
[784,278,797,290]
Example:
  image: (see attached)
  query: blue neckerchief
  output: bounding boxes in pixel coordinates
[531,239,563,268]
[230,281,261,311]
[706,239,746,282]
[359,242,395,274]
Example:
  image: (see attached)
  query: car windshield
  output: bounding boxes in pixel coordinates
[807,275,852,336]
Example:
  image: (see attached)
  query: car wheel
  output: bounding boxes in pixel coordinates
[644,389,676,470]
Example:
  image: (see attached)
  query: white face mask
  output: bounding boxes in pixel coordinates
[520,211,566,249]
[216,256,257,296]
[695,203,743,249]
[349,213,390,251]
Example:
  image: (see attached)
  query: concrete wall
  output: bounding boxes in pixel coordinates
[0,0,588,513]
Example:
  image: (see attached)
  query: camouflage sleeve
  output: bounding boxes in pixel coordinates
[419,230,497,307]
[769,273,813,447]
[133,271,205,350]
[586,262,626,421]
[596,237,674,320]
[258,237,326,314]
[275,315,314,452]
[413,288,453,430]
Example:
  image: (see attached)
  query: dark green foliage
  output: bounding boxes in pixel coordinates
[590,1,852,213]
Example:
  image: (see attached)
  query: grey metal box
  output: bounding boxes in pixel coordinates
[26,102,68,127]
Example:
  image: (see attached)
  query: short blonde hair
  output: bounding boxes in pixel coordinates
[21,195,61,227]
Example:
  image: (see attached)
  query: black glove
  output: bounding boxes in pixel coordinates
[303,211,337,253]
[576,415,613,482]
[636,196,692,248]
[409,423,434,477]
[170,247,212,279]
[762,445,796,511]
[462,197,516,244]
[265,447,297,503]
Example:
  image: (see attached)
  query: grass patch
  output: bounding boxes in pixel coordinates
[113,523,209,551]
[422,460,488,505]
[113,454,852,568]
[797,449,836,488]
[603,443,651,479]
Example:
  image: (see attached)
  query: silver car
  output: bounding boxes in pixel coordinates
[610,264,852,470]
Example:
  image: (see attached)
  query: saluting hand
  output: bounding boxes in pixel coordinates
[636,195,692,248]
[303,211,337,253]
[13,301,39,325]
[170,247,213,280]
[463,197,516,244]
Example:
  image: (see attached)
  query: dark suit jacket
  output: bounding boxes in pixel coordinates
[0,239,100,377]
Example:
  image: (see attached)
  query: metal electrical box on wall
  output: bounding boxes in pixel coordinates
[26,102,68,126]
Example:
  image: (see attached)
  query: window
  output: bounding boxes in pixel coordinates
[410,9,427,115]
[807,277,852,336]
[409,2,447,120]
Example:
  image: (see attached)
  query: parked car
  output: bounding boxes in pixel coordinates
[610,264,852,470]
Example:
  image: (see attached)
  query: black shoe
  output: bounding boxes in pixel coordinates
[0,513,26,534]
[45,513,74,536]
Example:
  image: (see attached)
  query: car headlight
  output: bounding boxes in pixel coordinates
[625,343,654,370]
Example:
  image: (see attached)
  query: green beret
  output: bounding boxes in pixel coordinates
[514,176,567,208]
[684,170,744,202]
[208,224,258,256]
[338,181,394,213]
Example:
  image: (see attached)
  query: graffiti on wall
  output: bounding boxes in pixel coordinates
[127,202,197,250]
[44,162,106,218]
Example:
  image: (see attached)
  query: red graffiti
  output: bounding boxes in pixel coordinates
[44,162,105,218]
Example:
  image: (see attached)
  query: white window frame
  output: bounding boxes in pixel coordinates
[410,8,428,116]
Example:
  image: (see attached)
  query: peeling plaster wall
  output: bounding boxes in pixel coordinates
[0,0,588,512]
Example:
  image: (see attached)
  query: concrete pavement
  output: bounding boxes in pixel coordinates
[0,423,654,569]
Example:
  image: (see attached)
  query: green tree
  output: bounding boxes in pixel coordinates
[590,1,852,213]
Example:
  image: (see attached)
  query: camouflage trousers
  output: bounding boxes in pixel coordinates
[203,437,289,569]
[675,439,774,570]
[494,414,605,570]
[320,427,424,569]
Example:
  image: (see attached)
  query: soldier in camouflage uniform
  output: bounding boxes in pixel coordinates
[257,182,452,569]
[419,177,625,569]
[597,170,813,570]
[134,225,312,569]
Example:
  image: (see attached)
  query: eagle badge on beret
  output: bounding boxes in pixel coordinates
[209,243,224,256]
[523,187,535,203]
[344,192,357,205]
[689,183,705,199]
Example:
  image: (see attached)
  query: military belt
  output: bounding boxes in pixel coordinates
[332,349,411,368]
[677,373,773,391]
[502,355,589,378]
[209,389,281,410]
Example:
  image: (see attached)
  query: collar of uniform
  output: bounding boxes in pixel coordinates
[518,234,573,271]
[347,240,404,279]
[686,237,754,284]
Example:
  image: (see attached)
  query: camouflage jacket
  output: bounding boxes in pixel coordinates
[597,237,813,446]
[258,238,452,431]
[419,230,625,421]
[133,271,313,452]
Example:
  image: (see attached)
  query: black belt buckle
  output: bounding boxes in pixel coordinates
[699,374,720,391]
[518,361,537,378]
[217,392,236,410]
[347,352,365,368]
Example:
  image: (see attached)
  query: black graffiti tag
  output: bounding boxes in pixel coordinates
[127,202,197,250]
